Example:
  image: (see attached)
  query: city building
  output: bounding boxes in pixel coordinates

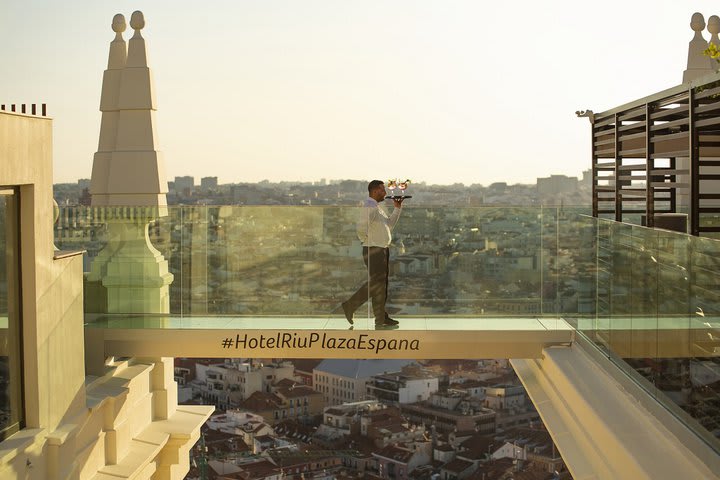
[361,408,427,448]
[489,427,564,475]
[173,176,195,191]
[482,385,526,411]
[238,383,323,426]
[205,410,278,453]
[201,176,219,190]
[313,400,384,447]
[367,366,441,404]
[292,358,323,386]
[373,442,432,480]
[536,175,579,196]
[439,458,476,480]
[400,393,497,435]
[314,400,428,451]
[313,359,416,405]
[272,381,324,422]
[190,360,298,410]
[448,380,487,399]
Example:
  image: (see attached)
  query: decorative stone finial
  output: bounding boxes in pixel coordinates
[112,14,126,41]
[709,16,720,73]
[708,15,720,42]
[112,14,126,33]
[691,12,706,33]
[684,13,714,82]
[130,10,145,31]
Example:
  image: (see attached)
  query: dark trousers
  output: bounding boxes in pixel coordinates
[345,246,389,320]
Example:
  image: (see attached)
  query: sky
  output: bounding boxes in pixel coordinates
[1,0,719,186]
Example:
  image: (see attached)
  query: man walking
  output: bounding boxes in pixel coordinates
[342,180,404,329]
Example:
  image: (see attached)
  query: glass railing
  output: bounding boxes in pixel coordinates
[55,205,588,325]
[54,205,718,332]
[564,215,720,353]
[559,215,720,452]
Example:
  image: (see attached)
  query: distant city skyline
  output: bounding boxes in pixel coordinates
[62,171,588,187]
[53,172,590,208]
[3,1,718,185]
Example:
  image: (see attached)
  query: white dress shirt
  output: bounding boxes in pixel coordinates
[356,198,401,248]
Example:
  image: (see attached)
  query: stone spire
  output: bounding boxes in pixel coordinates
[87,12,173,315]
[90,14,127,200]
[90,10,168,208]
[683,12,715,83]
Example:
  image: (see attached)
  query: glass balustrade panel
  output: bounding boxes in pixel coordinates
[55,205,576,329]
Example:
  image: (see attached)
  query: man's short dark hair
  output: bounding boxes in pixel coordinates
[368,180,384,193]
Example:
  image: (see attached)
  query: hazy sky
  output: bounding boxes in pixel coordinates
[2,1,719,185]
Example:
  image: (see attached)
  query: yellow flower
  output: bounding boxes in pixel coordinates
[704,42,720,61]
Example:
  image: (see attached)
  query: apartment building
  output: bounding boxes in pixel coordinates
[313,400,384,447]
[367,368,441,404]
[482,384,526,411]
[313,359,415,405]
[401,392,497,435]
[192,360,297,409]
[373,442,432,480]
[239,383,323,426]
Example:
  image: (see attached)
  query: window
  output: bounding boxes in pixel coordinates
[0,189,22,441]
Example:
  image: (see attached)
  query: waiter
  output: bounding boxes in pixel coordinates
[342,180,404,329]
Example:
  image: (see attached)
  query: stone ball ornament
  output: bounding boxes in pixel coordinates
[130,10,145,30]
[708,15,720,35]
[112,13,126,33]
[691,12,706,32]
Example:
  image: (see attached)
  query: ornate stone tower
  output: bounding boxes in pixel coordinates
[88,11,173,313]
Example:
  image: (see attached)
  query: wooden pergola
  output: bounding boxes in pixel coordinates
[586,71,720,236]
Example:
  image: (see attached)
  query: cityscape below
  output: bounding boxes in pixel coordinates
[174,357,567,480]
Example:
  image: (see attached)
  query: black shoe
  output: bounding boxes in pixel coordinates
[375,317,399,329]
[383,315,399,326]
[341,302,354,325]
[375,321,399,330]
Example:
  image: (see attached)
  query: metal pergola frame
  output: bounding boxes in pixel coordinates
[587,71,720,236]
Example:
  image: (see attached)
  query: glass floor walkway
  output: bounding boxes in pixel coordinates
[84,315,575,359]
[83,314,719,360]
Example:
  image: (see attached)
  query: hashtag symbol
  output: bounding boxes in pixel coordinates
[221,337,234,349]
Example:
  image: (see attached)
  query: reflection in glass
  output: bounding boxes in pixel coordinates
[0,189,22,440]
